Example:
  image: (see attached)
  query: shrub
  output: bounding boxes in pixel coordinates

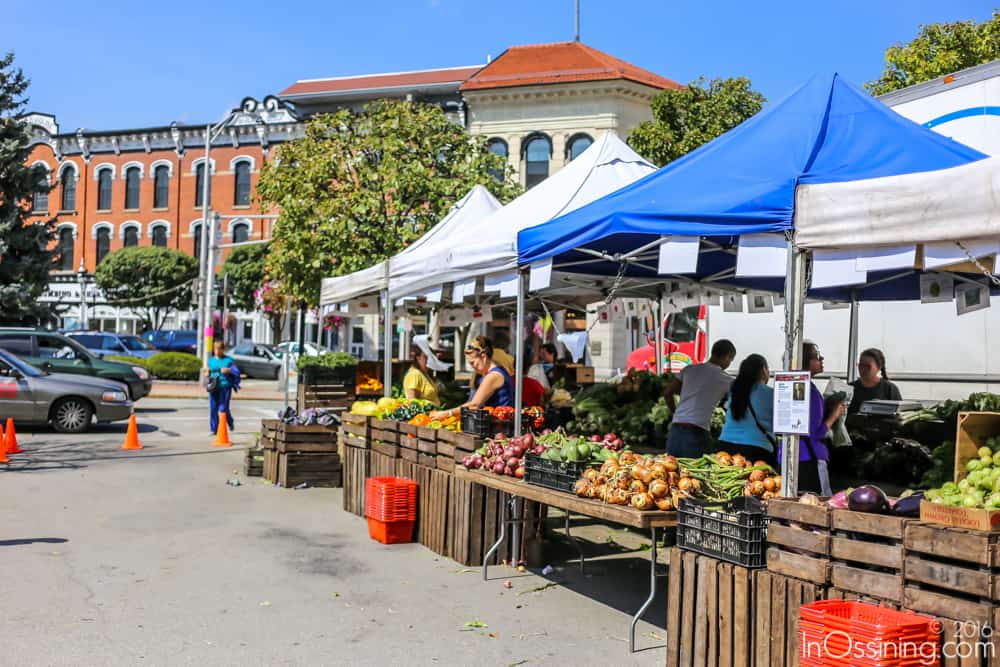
[296,351,358,372]
[106,355,151,370]
[147,352,202,381]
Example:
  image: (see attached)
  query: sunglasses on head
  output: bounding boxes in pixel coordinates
[465,345,485,355]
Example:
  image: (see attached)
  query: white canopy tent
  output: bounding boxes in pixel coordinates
[388,132,657,300]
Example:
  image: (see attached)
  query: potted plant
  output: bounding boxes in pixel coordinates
[298,352,358,385]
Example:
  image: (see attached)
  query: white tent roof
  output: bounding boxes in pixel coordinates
[388,132,656,299]
[319,185,501,306]
[795,155,1000,249]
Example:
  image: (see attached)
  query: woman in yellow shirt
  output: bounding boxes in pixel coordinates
[403,337,445,405]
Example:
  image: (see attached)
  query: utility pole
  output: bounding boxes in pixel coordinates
[574,0,580,41]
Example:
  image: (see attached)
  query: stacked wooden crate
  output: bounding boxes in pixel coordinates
[244,446,264,477]
[260,419,280,483]
[296,381,354,413]
[370,419,400,458]
[828,509,911,605]
[766,498,831,589]
[398,422,419,464]
[339,413,370,516]
[274,424,342,488]
[416,426,438,469]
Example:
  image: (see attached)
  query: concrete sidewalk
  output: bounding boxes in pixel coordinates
[149,378,292,401]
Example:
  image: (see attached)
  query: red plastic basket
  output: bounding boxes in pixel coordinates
[365,476,418,523]
[799,601,939,667]
[367,518,415,544]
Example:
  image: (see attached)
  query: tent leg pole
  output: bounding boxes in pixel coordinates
[654,290,665,375]
[511,270,527,567]
[781,242,807,498]
[382,290,392,398]
[847,291,860,383]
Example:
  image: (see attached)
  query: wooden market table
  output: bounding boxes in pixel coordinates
[456,468,677,653]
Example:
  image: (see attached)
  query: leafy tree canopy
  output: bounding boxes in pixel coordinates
[628,77,766,168]
[257,99,521,307]
[94,246,198,331]
[867,10,1000,95]
[221,242,269,311]
[0,52,57,325]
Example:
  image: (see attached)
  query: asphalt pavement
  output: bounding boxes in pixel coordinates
[0,398,667,666]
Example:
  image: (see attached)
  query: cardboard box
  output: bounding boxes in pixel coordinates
[955,411,1000,483]
[920,500,1000,532]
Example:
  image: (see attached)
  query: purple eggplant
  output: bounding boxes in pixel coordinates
[848,485,891,514]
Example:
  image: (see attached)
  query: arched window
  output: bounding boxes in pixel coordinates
[123,226,139,247]
[232,221,250,244]
[566,133,593,162]
[95,227,111,265]
[57,227,74,271]
[195,163,210,207]
[486,138,508,182]
[32,167,50,213]
[97,168,113,211]
[151,225,168,247]
[233,161,251,206]
[153,165,170,208]
[192,223,202,260]
[124,166,141,209]
[60,166,77,211]
[523,134,551,189]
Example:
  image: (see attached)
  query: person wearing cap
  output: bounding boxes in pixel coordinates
[404,335,449,405]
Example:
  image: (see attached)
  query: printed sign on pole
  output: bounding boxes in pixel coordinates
[773,371,812,435]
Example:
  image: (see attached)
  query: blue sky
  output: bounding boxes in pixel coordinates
[7,0,996,131]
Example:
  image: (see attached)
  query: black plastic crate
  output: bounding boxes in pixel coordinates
[677,496,768,569]
[522,452,590,493]
[461,408,515,438]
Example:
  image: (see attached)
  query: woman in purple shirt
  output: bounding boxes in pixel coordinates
[796,342,846,494]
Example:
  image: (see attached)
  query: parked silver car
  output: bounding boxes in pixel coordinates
[229,342,282,380]
[0,349,133,433]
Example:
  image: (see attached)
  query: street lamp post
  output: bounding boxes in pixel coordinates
[77,260,88,331]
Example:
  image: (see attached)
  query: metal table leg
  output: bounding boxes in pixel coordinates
[630,526,659,653]
[482,492,512,581]
[564,513,585,572]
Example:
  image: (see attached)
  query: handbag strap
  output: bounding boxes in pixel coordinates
[747,400,778,448]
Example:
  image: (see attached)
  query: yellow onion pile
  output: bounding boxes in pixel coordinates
[573,451,688,512]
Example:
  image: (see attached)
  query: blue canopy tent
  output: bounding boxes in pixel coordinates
[515,72,990,495]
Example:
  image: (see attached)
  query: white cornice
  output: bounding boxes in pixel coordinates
[462,80,659,104]
[469,113,621,135]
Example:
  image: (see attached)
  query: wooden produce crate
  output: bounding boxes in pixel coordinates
[828,509,911,605]
[370,420,400,458]
[418,452,437,469]
[438,429,482,453]
[766,498,831,586]
[260,419,279,450]
[244,447,264,477]
[665,547,756,667]
[754,569,825,667]
[416,465,450,557]
[342,445,369,516]
[436,439,457,461]
[296,382,354,412]
[276,424,338,453]
[436,454,455,473]
[340,414,370,449]
[446,476,513,566]
[278,452,342,488]
[417,427,437,456]
[264,449,280,483]
[904,522,1000,628]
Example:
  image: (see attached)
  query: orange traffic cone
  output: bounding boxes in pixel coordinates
[120,414,143,450]
[213,412,232,447]
[4,418,23,454]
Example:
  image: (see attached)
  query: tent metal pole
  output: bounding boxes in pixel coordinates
[382,289,392,398]
[781,241,807,498]
[511,269,527,567]
[655,289,665,375]
[847,290,860,383]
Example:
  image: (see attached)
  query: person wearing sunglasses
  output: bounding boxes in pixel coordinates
[430,335,514,420]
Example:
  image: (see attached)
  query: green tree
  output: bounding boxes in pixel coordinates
[94,246,199,331]
[257,99,521,307]
[867,10,1000,95]
[221,242,268,310]
[0,52,58,325]
[628,77,766,167]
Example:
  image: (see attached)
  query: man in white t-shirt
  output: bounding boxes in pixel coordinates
[664,339,737,458]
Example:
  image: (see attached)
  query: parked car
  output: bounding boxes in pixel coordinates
[229,342,282,380]
[144,329,198,355]
[0,329,153,400]
[66,331,158,360]
[275,341,331,364]
[0,349,132,432]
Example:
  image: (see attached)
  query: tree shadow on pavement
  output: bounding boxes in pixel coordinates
[0,439,245,472]
[0,537,69,546]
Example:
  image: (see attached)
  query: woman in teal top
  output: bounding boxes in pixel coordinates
[718,354,776,466]
[204,340,238,434]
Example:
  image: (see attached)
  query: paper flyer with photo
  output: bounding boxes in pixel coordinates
[773,371,812,435]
